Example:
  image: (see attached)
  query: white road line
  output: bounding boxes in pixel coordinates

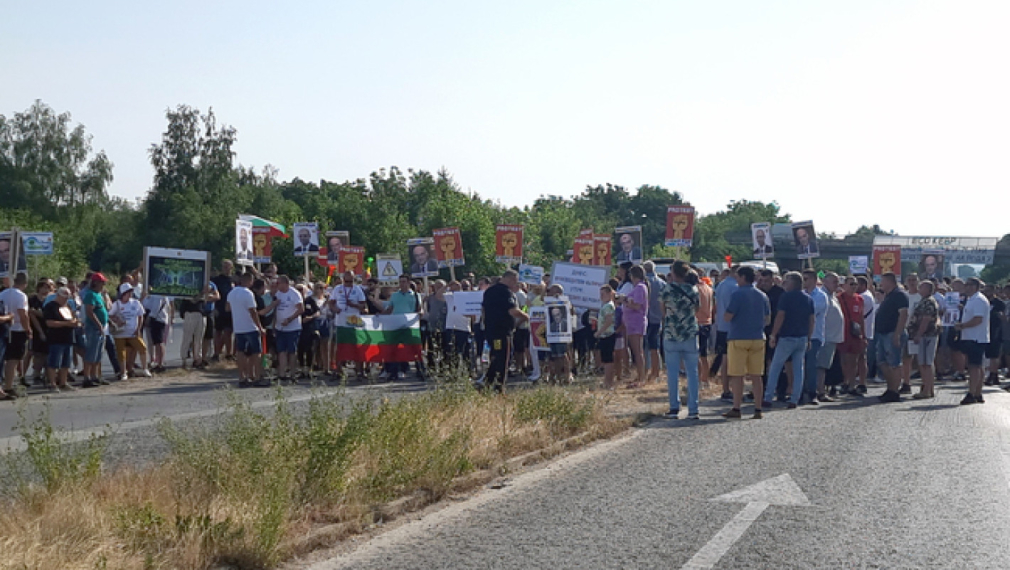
[681,501,770,570]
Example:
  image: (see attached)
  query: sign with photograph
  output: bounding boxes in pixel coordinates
[872,245,902,278]
[144,247,211,298]
[495,224,524,264]
[594,234,612,267]
[571,235,595,265]
[918,253,945,281]
[550,261,610,310]
[519,264,544,285]
[0,231,27,278]
[337,246,365,276]
[321,231,350,267]
[665,206,695,247]
[614,226,643,264]
[792,221,819,260]
[293,222,320,257]
[21,232,53,256]
[252,226,273,264]
[751,222,774,259]
[544,296,573,344]
[407,237,439,278]
[529,306,550,352]
[235,220,253,266]
[376,254,403,287]
[942,292,961,327]
[433,227,465,268]
[848,256,869,275]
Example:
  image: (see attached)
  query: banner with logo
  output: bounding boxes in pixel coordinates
[21,232,53,256]
[376,253,403,287]
[571,235,595,265]
[433,227,465,268]
[872,245,902,278]
[665,206,695,247]
[848,256,869,275]
[251,227,273,264]
[337,246,365,276]
[594,235,612,266]
[495,224,523,264]
[144,247,211,298]
[519,264,544,285]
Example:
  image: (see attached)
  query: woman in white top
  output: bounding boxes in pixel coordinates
[108,283,151,380]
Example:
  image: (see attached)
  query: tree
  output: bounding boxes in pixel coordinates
[691,200,791,262]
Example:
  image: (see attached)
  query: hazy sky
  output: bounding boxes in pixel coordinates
[4,1,1008,237]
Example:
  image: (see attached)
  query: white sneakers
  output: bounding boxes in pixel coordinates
[139,368,152,378]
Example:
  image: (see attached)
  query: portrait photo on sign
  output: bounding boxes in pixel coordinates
[235,220,254,265]
[293,223,319,256]
[548,305,568,334]
[0,232,27,277]
[614,226,643,264]
[751,223,774,258]
[792,222,819,258]
[919,253,945,280]
[407,239,439,277]
[324,231,350,265]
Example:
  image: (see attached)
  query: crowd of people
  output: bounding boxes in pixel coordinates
[2,256,1007,419]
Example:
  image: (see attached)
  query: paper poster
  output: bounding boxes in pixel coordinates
[848,256,869,275]
[433,227,465,268]
[571,235,595,265]
[550,261,610,310]
[144,247,211,298]
[519,264,544,285]
[792,221,819,260]
[665,205,695,247]
[448,290,484,317]
[293,222,320,257]
[751,222,774,259]
[376,253,403,287]
[407,238,439,277]
[0,231,27,278]
[873,245,901,278]
[495,224,523,264]
[942,292,961,327]
[321,231,350,267]
[614,226,643,264]
[21,232,53,256]
[545,296,573,344]
[593,234,612,266]
[919,253,945,281]
[529,306,550,352]
[578,228,594,238]
[235,220,254,266]
[337,246,365,276]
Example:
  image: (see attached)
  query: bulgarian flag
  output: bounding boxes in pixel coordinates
[334,313,423,363]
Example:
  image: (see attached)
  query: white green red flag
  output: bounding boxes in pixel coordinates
[334,313,423,363]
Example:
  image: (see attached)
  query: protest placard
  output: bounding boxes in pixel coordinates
[293,223,320,257]
[433,227,465,268]
[407,238,438,277]
[571,235,595,265]
[252,226,273,264]
[544,296,573,344]
[495,224,523,264]
[614,226,643,264]
[21,232,53,256]
[792,221,820,260]
[665,206,695,247]
[849,256,869,275]
[519,264,544,285]
[529,306,549,352]
[376,254,403,286]
[0,231,27,278]
[550,261,609,310]
[448,290,484,317]
[751,222,774,259]
[321,231,350,267]
[235,220,253,266]
[594,235,612,266]
[872,245,901,279]
[337,246,365,276]
[144,247,211,298]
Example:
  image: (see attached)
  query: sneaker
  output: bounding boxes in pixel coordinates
[119,373,129,382]
[787,403,797,409]
[775,394,790,403]
[686,413,700,420]
[879,390,901,403]
[856,385,868,395]
[871,376,887,384]
[98,377,111,386]
[720,391,733,402]
[138,369,152,378]
[912,391,934,400]
[959,393,976,405]
[752,410,763,420]
[898,384,912,394]
[82,378,97,388]
[839,385,851,395]
[816,394,834,403]
[761,400,774,409]
[722,409,742,419]
[664,409,680,419]
[977,395,986,404]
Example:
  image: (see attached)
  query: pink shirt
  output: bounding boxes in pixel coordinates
[624,282,648,336]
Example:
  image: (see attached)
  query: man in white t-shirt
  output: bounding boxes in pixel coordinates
[226,272,265,386]
[901,273,922,393]
[856,276,876,387]
[955,277,990,405]
[272,275,304,382]
[1,273,31,399]
[328,271,367,377]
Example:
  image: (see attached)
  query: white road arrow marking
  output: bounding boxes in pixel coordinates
[681,474,809,570]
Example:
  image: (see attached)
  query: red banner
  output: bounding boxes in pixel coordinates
[495,224,524,264]
[873,245,902,278]
[665,205,696,247]
[337,246,365,276]
[571,236,595,265]
[594,235,612,266]
[252,227,272,264]
[433,227,465,267]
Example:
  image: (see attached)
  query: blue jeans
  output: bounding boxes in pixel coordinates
[764,336,807,404]
[803,339,822,400]
[664,337,700,415]
[865,336,877,379]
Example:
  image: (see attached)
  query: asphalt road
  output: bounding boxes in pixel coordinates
[307,381,1010,569]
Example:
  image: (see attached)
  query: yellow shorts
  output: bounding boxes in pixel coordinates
[727,339,765,377]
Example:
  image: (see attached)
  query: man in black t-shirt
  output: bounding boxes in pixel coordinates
[983,284,1005,385]
[211,260,235,360]
[481,269,528,392]
[876,273,910,402]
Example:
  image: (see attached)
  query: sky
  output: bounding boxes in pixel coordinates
[3,1,1009,237]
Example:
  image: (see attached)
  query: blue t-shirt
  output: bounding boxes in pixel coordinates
[777,289,814,338]
[714,278,738,333]
[387,290,419,315]
[726,284,770,341]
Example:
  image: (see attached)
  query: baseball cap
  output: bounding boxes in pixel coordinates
[91,272,108,283]
[55,276,68,286]
[118,283,134,296]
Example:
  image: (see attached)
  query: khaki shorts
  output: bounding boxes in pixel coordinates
[728,339,766,377]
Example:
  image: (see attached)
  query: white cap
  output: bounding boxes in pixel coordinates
[118,283,134,296]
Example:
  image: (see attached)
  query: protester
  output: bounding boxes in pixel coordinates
[956,278,990,404]
[228,272,265,387]
[695,268,715,385]
[624,265,649,387]
[661,261,701,420]
[876,273,910,403]
[305,282,329,379]
[722,266,770,419]
[481,269,527,392]
[330,271,367,380]
[27,279,53,385]
[713,266,738,400]
[43,287,78,392]
[211,260,235,361]
[982,283,1004,386]
[109,283,152,380]
[817,273,844,402]
[142,291,172,373]
[81,273,110,387]
[595,285,618,389]
[643,261,665,384]
[763,271,814,408]
[444,280,474,369]
[757,269,785,401]
[381,275,424,381]
[837,276,866,396]
[907,280,940,399]
[856,276,877,384]
[179,288,207,369]
[1,273,31,399]
[272,275,304,383]
[901,273,921,394]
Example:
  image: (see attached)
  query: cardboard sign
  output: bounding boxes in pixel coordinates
[519,264,544,285]
[0,230,27,279]
[594,234,612,266]
[873,245,902,278]
[751,222,774,259]
[448,290,484,317]
[321,231,350,267]
[293,222,320,257]
[376,254,403,287]
[544,296,573,344]
[849,256,869,275]
[252,227,273,264]
[665,206,695,247]
[792,221,819,260]
[495,224,524,264]
[571,235,595,265]
[21,232,53,256]
[337,246,365,276]
[407,238,439,277]
[529,306,550,352]
[144,247,211,298]
[614,226,643,264]
[433,227,465,268]
[550,261,609,310]
[235,220,253,266]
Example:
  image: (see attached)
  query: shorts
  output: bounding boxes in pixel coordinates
[4,331,28,361]
[216,310,233,332]
[646,323,661,351]
[550,343,568,359]
[598,334,616,364]
[913,336,938,366]
[985,340,1001,360]
[727,339,765,377]
[614,335,625,351]
[275,330,300,354]
[74,327,86,349]
[838,337,865,355]
[698,325,712,358]
[962,340,985,366]
[32,334,49,355]
[47,344,73,369]
[715,331,729,355]
[235,331,263,356]
[84,328,104,364]
[817,342,838,369]
[148,320,167,344]
[318,322,331,341]
[945,327,962,350]
[875,331,906,369]
[513,329,529,353]
[204,314,215,339]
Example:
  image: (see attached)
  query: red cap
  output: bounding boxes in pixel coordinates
[91,272,108,283]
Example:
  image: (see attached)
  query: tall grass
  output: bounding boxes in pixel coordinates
[0,382,620,569]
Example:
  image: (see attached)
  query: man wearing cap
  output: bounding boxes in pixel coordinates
[0,273,31,399]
